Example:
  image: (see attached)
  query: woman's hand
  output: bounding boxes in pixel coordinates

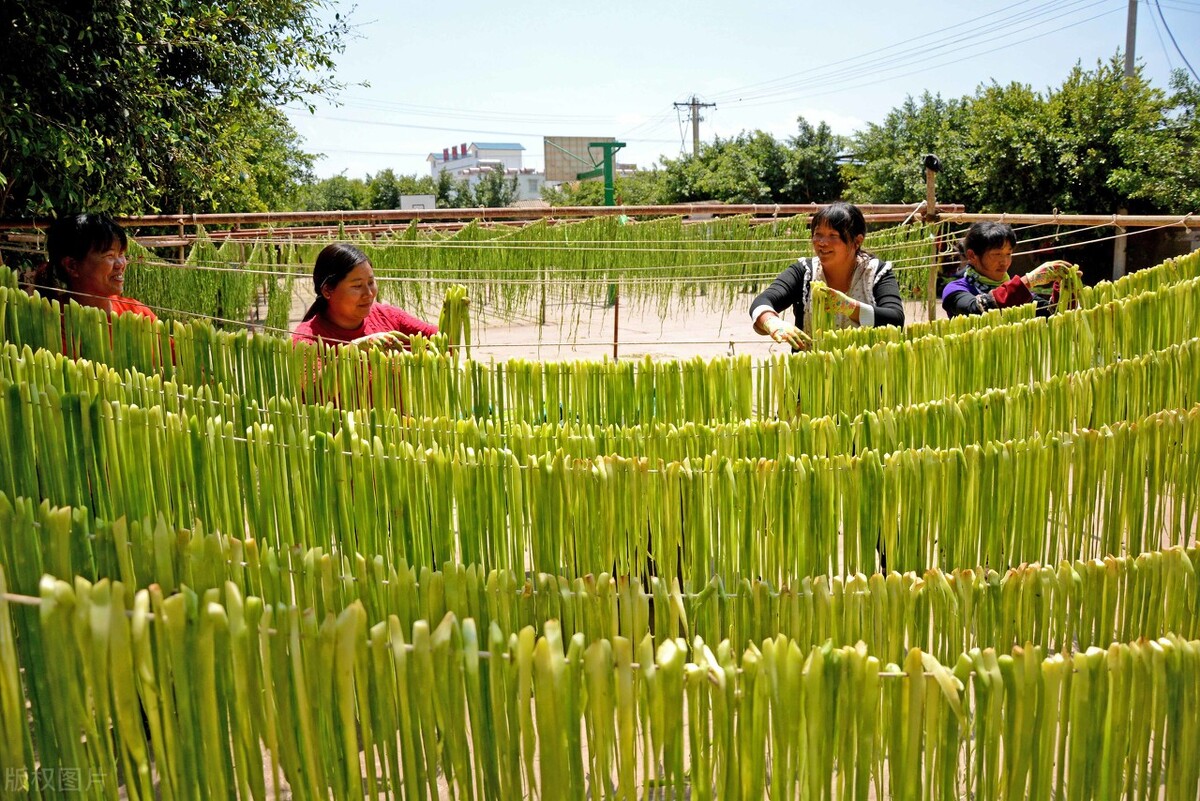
[1023,260,1073,288]
[351,331,408,350]
[762,314,811,350]
[821,287,860,317]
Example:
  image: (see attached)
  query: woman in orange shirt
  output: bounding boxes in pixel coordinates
[30,213,156,320]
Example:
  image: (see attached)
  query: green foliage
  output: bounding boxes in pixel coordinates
[845,55,1193,214]
[842,92,971,206]
[0,0,348,217]
[435,169,460,208]
[367,169,437,209]
[299,173,370,211]
[544,118,842,206]
[1048,56,1170,213]
[434,170,480,208]
[959,82,1058,213]
[1131,70,1200,213]
[424,166,518,209]
[783,118,845,202]
[647,118,844,205]
[661,130,798,203]
[473,165,519,208]
[298,169,439,211]
[542,170,668,206]
[215,106,317,213]
[369,168,404,210]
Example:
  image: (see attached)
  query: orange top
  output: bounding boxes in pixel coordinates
[109,296,158,320]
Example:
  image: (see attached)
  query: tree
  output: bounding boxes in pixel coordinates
[844,56,1192,214]
[299,174,369,211]
[783,117,845,202]
[542,170,667,206]
[843,92,971,206]
[653,122,844,205]
[223,106,317,212]
[473,166,518,208]
[659,132,783,203]
[1129,70,1200,213]
[434,170,472,208]
[366,170,437,209]
[960,82,1060,213]
[0,0,349,217]
[1048,56,1172,214]
[368,169,403,210]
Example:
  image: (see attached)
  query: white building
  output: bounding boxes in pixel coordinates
[427,142,546,202]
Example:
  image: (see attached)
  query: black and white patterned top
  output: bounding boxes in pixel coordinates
[749,253,906,335]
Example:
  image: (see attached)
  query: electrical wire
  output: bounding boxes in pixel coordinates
[705,0,1116,108]
[300,114,679,145]
[1155,0,1200,80]
[6,219,1189,353]
[0,223,1171,283]
[703,0,1055,103]
[727,4,1124,111]
[1148,0,1179,72]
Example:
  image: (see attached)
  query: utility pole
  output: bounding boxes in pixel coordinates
[1124,0,1137,78]
[674,95,716,156]
[1115,0,1137,278]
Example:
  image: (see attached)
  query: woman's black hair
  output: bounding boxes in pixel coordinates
[961,222,1017,260]
[302,242,371,321]
[811,202,866,245]
[44,213,128,287]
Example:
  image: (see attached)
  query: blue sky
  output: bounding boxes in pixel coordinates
[285,0,1200,180]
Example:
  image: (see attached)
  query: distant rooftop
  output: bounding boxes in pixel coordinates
[472,142,525,151]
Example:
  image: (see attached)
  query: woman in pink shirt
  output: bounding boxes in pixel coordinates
[292,243,437,348]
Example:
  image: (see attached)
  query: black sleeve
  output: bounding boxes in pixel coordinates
[869,266,905,327]
[942,289,984,318]
[750,261,807,328]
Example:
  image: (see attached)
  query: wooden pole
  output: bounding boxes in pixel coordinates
[924,168,939,322]
[0,203,966,231]
[177,212,185,265]
[938,212,1198,227]
[4,207,1192,251]
[1113,206,1128,280]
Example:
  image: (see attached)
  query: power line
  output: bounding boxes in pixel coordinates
[1157,0,1200,13]
[705,1,1119,109]
[296,112,678,145]
[707,0,1108,104]
[702,0,1055,103]
[1154,0,1200,80]
[1147,0,1178,71]
[332,95,620,125]
[726,5,1123,112]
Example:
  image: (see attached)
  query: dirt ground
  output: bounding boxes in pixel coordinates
[288,280,940,363]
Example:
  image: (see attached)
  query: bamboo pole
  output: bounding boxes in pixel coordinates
[924,169,940,322]
[939,211,1198,228]
[10,206,1193,256]
[6,207,1195,235]
[0,212,958,249]
[0,203,954,231]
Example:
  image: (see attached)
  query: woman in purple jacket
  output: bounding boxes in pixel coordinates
[941,222,1072,318]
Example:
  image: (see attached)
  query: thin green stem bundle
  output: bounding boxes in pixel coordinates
[1,238,1199,800]
[5,567,1199,801]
